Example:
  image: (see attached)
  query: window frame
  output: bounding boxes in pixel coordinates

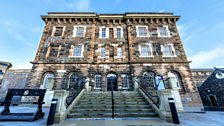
[136,25,149,37]
[51,26,66,37]
[68,73,79,89]
[69,45,84,58]
[115,27,123,38]
[161,44,177,57]
[139,44,153,57]
[100,47,106,58]
[73,26,86,37]
[121,74,129,89]
[157,25,171,37]
[117,47,123,58]
[95,74,102,89]
[99,27,109,38]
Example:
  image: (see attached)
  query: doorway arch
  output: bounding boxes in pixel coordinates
[107,73,118,91]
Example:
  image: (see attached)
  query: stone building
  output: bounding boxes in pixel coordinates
[0,61,12,85]
[27,12,203,114]
[197,68,224,110]
[192,68,213,87]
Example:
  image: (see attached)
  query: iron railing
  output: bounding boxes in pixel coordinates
[137,77,160,107]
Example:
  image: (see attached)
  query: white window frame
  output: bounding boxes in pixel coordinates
[51,26,66,37]
[72,26,86,37]
[121,74,129,89]
[114,26,123,38]
[99,27,109,38]
[157,25,171,37]
[117,47,123,58]
[100,47,106,58]
[136,25,149,37]
[139,44,153,57]
[69,45,84,58]
[94,74,102,89]
[161,44,177,57]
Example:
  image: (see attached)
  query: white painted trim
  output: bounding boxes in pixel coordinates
[139,43,154,57]
[121,74,130,89]
[51,26,66,37]
[100,47,106,58]
[117,47,123,58]
[136,25,150,37]
[72,25,86,37]
[157,25,171,37]
[161,43,177,57]
[69,45,84,58]
[114,26,123,38]
[94,74,102,90]
[99,26,109,39]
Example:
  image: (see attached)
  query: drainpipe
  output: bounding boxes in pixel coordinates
[125,20,133,91]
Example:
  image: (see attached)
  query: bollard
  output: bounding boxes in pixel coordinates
[168,97,180,124]
[47,99,58,125]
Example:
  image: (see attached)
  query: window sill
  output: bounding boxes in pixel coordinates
[94,87,102,89]
[158,36,171,38]
[72,36,85,38]
[139,55,154,57]
[162,55,177,58]
[68,56,84,58]
[137,36,150,38]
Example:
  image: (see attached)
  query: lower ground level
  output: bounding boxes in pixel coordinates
[0,106,223,126]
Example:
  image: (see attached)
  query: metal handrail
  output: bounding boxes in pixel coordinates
[110,80,115,119]
[139,84,160,107]
[135,78,160,107]
[66,80,88,107]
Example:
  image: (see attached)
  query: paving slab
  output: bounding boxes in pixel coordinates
[0,106,223,126]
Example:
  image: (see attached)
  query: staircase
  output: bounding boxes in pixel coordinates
[67,91,159,118]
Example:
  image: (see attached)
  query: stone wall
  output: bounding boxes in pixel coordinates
[0,69,31,98]
[27,12,204,112]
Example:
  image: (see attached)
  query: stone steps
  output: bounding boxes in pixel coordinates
[67,91,158,118]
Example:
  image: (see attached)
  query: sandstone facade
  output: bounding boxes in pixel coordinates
[27,12,203,112]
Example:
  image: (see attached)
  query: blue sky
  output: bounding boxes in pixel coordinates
[0,0,224,69]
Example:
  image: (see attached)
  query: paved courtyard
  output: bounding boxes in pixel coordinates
[0,106,223,126]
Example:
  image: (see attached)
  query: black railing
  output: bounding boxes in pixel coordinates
[139,84,160,107]
[137,77,160,107]
[110,80,115,119]
[65,78,88,107]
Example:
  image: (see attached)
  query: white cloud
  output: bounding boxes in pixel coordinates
[1,19,37,47]
[66,0,90,11]
[189,44,224,68]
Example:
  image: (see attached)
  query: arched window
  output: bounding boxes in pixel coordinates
[42,73,54,89]
[95,74,102,89]
[121,74,129,89]
[168,71,181,89]
[68,73,79,89]
[143,72,155,88]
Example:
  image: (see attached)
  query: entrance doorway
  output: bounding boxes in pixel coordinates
[107,73,118,91]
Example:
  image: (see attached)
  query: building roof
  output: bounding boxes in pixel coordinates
[0,61,12,67]
[41,12,180,21]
